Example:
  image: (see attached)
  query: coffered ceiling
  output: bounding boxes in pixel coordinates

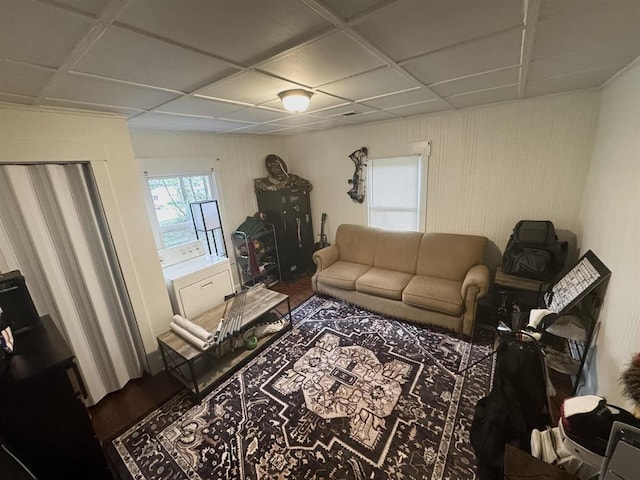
[1,0,639,135]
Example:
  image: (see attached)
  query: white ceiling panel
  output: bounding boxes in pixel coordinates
[446,85,519,109]
[52,0,111,16]
[196,72,303,105]
[318,0,391,20]
[41,98,144,117]
[0,0,638,135]
[222,107,291,123]
[314,103,376,118]
[128,112,252,132]
[270,126,315,135]
[72,27,236,91]
[385,99,451,117]
[533,7,640,61]
[525,67,622,98]
[0,0,91,68]
[361,87,439,110]
[355,0,524,61]
[263,114,325,127]
[0,92,34,105]
[538,0,640,23]
[430,67,520,98]
[156,96,242,117]
[230,123,288,134]
[115,0,330,65]
[320,67,419,101]
[404,29,523,86]
[46,73,180,109]
[259,31,386,88]
[303,118,353,130]
[0,62,56,97]
[347,110,397,123]
[528,42,640,82]
[300,92,349,112]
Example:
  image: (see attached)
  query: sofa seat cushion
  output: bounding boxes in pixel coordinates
[355,267,414,300]
[316,261,371,290]
[402,275,463,315]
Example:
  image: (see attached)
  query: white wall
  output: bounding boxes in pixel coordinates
[284,91,600,268]
[0,104,173,372]
[579,60,640,409]
[0,91,615,396]
[128,129,286,285]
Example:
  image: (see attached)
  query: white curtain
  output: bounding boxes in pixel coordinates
[0,163,145,405]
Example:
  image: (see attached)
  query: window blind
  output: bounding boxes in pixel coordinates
[368,155,421,231]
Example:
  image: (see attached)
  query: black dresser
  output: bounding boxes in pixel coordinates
[0,316,111,479]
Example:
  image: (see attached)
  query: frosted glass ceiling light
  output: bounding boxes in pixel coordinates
[278,89,313,113]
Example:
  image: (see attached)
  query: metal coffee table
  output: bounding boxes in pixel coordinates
[157,284,291,401]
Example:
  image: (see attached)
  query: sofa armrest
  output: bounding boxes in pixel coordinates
[460,264,490,335]
[462,264,490,299]
[313,244,340,272]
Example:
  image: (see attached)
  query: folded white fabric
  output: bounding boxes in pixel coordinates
[172,314,214,343]
[563,394,604,419]
[528,308,554,329]
[531,426,597,479]
[170,322,212,350]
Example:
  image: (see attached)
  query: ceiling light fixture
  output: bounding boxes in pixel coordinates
[278,89,313,113]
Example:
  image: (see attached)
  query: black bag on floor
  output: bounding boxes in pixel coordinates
[502,220,568,280]
[471,334,551,480]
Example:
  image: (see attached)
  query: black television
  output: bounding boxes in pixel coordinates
[0,271,40,335]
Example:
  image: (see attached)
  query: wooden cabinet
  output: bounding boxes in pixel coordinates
[0,316,111,479]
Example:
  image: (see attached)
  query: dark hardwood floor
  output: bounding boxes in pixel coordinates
[270,271,314,308]
[89,370,183,442]
[89,273,314,443]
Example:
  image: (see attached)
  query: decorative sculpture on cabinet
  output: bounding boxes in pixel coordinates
[254,154,313,193]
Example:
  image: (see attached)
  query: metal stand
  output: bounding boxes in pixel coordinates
[190,200,227,257]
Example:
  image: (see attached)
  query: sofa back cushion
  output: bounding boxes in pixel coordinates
[335,224,379,265]
[416,233,487,281]
[373,229,423,274]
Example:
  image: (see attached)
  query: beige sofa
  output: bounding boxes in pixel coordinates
[311,224,490,335]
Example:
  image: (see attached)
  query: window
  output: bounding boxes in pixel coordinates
[146,173,220,249]
[367,155,423,231]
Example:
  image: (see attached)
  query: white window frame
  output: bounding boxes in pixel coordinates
[144,170,222,250]
[367,154,426,231]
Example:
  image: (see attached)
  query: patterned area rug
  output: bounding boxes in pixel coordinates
[107,296,496,479]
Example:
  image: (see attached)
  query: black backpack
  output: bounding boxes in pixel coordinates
[501,220,568,281]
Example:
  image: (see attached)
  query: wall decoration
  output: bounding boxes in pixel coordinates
[347,147,368,203]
